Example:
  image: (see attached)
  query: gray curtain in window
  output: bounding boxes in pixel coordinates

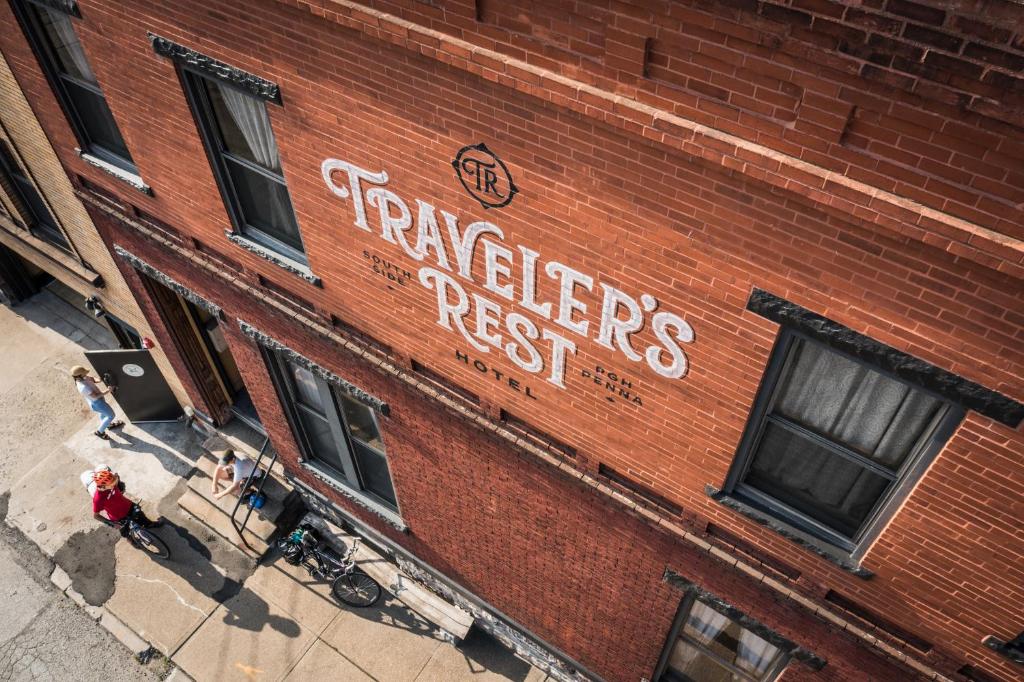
[749,425,889,534]
[218,86,281,171]
[748,341,944,535]
[775,342,942,468]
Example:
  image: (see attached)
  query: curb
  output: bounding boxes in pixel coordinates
[49,565,196,681]
[50,565,149,655]
[164,668,196,682]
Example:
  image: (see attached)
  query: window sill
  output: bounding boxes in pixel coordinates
[76,150,152,196]
[225,232,322,287]
[299,461,406,532]
[705,485,874,579]
[983,636,1024,665]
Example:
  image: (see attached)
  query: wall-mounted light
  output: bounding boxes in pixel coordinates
[984,631,1024,665]
[84,296,106,318]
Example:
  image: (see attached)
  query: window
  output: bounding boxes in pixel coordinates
[0,140,70,251]
[267,350,396,510]
[182,72,305,262]
[726,330,961,553]
[12,1,135,171]
[103,314,142,350]
[657,597,787,682]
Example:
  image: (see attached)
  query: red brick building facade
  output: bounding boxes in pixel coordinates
[2,0,1022,680]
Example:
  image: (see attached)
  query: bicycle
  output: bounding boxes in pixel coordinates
[118,504,170,560]
[276,525,382,608]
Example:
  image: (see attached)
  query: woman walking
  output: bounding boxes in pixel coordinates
[71,365,124,440]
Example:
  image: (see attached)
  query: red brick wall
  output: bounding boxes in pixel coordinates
[2,0,1021,679]
[357,0,1024,240]
[87,210,912,681]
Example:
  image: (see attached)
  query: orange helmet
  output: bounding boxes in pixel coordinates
[92,469,117,487]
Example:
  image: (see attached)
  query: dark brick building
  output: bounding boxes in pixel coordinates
[2,0,1022,679]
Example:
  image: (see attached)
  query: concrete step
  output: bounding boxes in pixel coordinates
[300,514,474,641]
[184,471,282,539]
[177,488,270,555]
[176,419,300,557]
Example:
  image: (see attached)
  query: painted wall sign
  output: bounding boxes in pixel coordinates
[455,348,539,399]
[581,365,643,406]
[452,143,518,209]
[363,250,412,287]
[322,158,695,392]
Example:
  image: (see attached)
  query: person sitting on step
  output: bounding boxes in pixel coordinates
[210,448,259,500]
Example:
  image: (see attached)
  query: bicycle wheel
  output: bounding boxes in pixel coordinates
[132,527,170,560]
[331,570,381,607]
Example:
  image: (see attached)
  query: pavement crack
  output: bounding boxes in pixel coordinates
[115,572,207,616]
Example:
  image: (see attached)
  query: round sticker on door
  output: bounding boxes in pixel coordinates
[122,363,145,378]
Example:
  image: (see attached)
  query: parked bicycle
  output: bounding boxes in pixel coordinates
[120,504,170,559]
[277,525,382,607]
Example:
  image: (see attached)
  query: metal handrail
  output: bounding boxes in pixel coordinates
[229,435,275,557]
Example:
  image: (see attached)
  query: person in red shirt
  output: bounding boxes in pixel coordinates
[91,469,158,533]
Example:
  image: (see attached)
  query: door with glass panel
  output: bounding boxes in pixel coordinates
[182,301,259,428]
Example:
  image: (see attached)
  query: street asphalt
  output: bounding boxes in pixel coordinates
[0,491,160,681]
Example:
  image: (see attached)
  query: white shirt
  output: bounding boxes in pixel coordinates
[76,377,102,402]
[231,456,257,484]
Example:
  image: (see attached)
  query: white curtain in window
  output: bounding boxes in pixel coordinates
[668,602,730,672]
[218,85,281,171]
[686,602,730,646]
[736,628,780,677]
[45,10,96,84]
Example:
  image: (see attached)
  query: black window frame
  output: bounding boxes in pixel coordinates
[724,328,964,559]
[653,593,790,682]
[0,139,71,251]
[10,0,137,173]
[263,347,397,513]
[179,68,307,265]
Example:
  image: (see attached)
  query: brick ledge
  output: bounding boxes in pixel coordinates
[278,0,1023,278]
[0,220,102,287]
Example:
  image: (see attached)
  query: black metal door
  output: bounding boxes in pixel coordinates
[83,349,182,422]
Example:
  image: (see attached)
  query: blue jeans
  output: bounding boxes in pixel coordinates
[90,398,116,433]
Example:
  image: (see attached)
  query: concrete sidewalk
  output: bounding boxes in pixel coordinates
[1,287,547,682]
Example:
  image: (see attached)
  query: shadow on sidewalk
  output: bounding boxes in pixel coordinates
[261,549,442,636]
[136,514,301,638]
[456,628,534,680]
[107,427,199,479]
[7,287,117,350]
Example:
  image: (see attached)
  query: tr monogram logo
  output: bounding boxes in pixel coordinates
[452,142,518,209]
